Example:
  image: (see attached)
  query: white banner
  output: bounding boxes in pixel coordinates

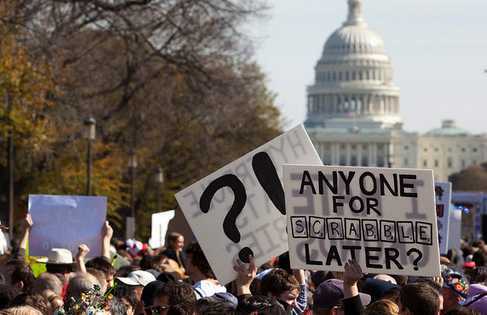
[29,195,107,258]
[126,217,135,240]
[284,165,440,277]
[449,205,462,252]
[434,182,452,254]
[176,125,321,284]
[149,210,175,249]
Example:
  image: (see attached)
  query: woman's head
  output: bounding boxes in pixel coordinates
[364,299,399,315]
[167,233,184,252]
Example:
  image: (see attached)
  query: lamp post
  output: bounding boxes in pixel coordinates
[155,167,164,210]
[128,152,138,220]
[84,117,96,195]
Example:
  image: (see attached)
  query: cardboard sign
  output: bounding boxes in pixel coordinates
[449,205,462,252]
[175,125,321,284]
[434,182,452,254]
[149,210,175,249]
[29,195,107,258]
[126,217,135,240]
[284,165,440,277]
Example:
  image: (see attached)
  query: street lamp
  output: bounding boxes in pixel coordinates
[128,152,138,221]
[155,167,164,210]
[84,117,96,195]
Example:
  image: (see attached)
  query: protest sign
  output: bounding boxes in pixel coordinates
[149,210,175,248]
[29,195,107,258]
[175,125,321,284]
[434,182,452,254]
[284,165,440,277]
[126,217,135,240]
[449,205,462,252]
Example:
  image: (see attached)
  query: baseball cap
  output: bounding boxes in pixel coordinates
[117,270,156,287]
[314,279,371,309]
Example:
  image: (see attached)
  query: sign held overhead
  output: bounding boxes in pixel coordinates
[176,125,322,284]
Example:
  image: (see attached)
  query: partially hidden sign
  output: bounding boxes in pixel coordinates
[434,182,452,254]
[149,210,175,249]
[175,125,321,284]
[284,165,440,277]
[29,195,107,258]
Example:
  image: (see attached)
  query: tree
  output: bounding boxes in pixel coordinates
[449,163,487,192]
[1,0,283,239]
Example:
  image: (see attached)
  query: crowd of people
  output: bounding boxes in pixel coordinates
[0,214,487,314]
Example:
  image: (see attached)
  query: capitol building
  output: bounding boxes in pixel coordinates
[305,0,487,181]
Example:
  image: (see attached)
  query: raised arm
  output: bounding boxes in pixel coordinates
[75,244,90,273]
[235,256,257,296]
[18,214,33,259]
[101,221,113,260]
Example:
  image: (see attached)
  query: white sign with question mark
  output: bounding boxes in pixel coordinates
[175,125,322,285]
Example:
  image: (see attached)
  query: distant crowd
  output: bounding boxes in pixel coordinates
[0,214,487,314]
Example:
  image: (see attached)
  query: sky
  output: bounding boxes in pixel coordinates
[249,0,487,133]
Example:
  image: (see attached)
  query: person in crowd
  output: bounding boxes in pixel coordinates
[363,299,400,315]
[312,260,371,315]
[400,282,441,315]
[115,270,156,314]
[260,268,307,314]
[185,243,226,299]
[0,305,43,315]
[150,281,196,315]
[460,283,487,314]
[442,269,470,313]
[141,280,165,313]
[444,307,480,315]
[161,233,186,270]
[9,261,35,293]
[30,272,63,296]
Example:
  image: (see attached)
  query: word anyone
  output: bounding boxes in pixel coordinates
[290,216,432,245]
[299,170,418,197]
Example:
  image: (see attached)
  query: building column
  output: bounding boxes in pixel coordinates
[371,143,377,166]
[346,143,351,165]
[357,145,363,166]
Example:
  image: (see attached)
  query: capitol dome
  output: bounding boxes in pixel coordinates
[306,0,401,130]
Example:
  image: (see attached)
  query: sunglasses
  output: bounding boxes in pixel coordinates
[144,305,170,314]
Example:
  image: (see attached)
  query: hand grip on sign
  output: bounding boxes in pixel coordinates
[199,151,286,265]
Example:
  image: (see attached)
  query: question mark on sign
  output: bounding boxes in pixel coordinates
[200,174,254,263]
[199,151,286,264]
[407,248,423,271]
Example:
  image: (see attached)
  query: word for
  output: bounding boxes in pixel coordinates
[299,171,418,197]
[290,216,432,245]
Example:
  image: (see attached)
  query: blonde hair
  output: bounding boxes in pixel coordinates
[363,299,399,315]
[0,306,43,315]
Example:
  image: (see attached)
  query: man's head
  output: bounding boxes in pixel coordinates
[260,269,300,306]
[85,256,116,285]
[116,270,156,302]
[10,261,35,292]
[150,281,196,315]
[442,269,469,312]
[313,279,371,315]
[167,233,185,252]
[185,243,214,281]
[400,283,441,315]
